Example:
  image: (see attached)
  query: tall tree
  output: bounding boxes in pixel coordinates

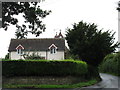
[66,21,119,66]
[2,2,51,39]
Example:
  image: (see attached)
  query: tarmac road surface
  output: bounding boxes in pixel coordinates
[79,73,120,90]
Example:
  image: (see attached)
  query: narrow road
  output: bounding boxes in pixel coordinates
[2,73,120,90]
[79,73,120,90]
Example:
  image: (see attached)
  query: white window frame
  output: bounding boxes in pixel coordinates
[16,44,24,55]
[50,47,57,54]
[49,44,57,54]
[17,49,23,55]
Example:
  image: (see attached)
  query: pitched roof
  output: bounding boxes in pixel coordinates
[8,38,65,51]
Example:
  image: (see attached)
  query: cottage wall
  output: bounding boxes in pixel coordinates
[9,51,64,60]
[47,51,64,60]
[9,51,24,60]
[24,51,46,59]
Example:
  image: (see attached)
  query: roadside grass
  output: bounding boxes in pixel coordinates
[3,79,97,89]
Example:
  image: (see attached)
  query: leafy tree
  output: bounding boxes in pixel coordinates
[2,2,51,39]
[66,21,119,66]
[117,1,120,11]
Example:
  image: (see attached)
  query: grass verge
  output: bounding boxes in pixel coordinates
[3,79,97,89]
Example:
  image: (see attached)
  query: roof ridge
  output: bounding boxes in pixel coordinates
[11,38,64,40]
[9,38,65,52]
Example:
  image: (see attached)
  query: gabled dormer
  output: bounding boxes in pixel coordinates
[16,44,24,55]
[48,44,58,54]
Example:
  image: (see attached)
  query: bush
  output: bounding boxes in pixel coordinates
[99,52,120,76]
[5,53,9,59]
[84,65,101,81]
[23,53,45,60]
[2,60,87,77]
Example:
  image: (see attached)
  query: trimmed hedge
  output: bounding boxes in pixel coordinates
[2,60,87,77]
[99,52,120,76]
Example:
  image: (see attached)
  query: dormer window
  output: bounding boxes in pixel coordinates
[50,47,56,54]
[16,44,24,55]
[49,44,57,54]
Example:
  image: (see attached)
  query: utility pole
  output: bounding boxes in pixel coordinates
[118,12,120,51]
[0,1,2,28]
[117,1,120,51]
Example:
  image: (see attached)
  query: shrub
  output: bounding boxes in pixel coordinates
[2,60,87,77]
[99,52,120,76]
[23,53,45,60]
[84,65,101,81]
[114,52,120,76]
[5,53,9,59]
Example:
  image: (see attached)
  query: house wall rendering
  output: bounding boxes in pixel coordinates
[9,51,64,60]
[9,51,24,60]
[47,51,64,60]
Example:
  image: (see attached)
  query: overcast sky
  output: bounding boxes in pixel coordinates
[0,0,119,58]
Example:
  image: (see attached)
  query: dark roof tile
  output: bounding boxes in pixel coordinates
[8,38,65,51]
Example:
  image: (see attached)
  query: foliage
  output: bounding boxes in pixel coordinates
[66,21,119,66]
[65,49,79,60]
[2,60,87,77]
[23,52,45,60]
[99,52,120,76]
[2,2,51,39]
[5,53,9,59]
[64,48,70,59]
[117,1,120,11]
[85,65,101,81]
[3,79,97,88]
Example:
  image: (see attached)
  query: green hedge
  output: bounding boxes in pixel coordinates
[99,52,120,76]
[2,60,87,77]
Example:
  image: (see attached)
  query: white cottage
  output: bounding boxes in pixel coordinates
[8,38,65,60]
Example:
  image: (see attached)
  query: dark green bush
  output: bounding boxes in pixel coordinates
[85,65,100,80]
[5,53,9,59]
[115,52,120,76]
[99,52,120,76]
[2,60,87,77]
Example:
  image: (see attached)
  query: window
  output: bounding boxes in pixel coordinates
[49,44,57,54]
[50,47,56,54]
[16,44,24,55]
[17,49,23,55]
